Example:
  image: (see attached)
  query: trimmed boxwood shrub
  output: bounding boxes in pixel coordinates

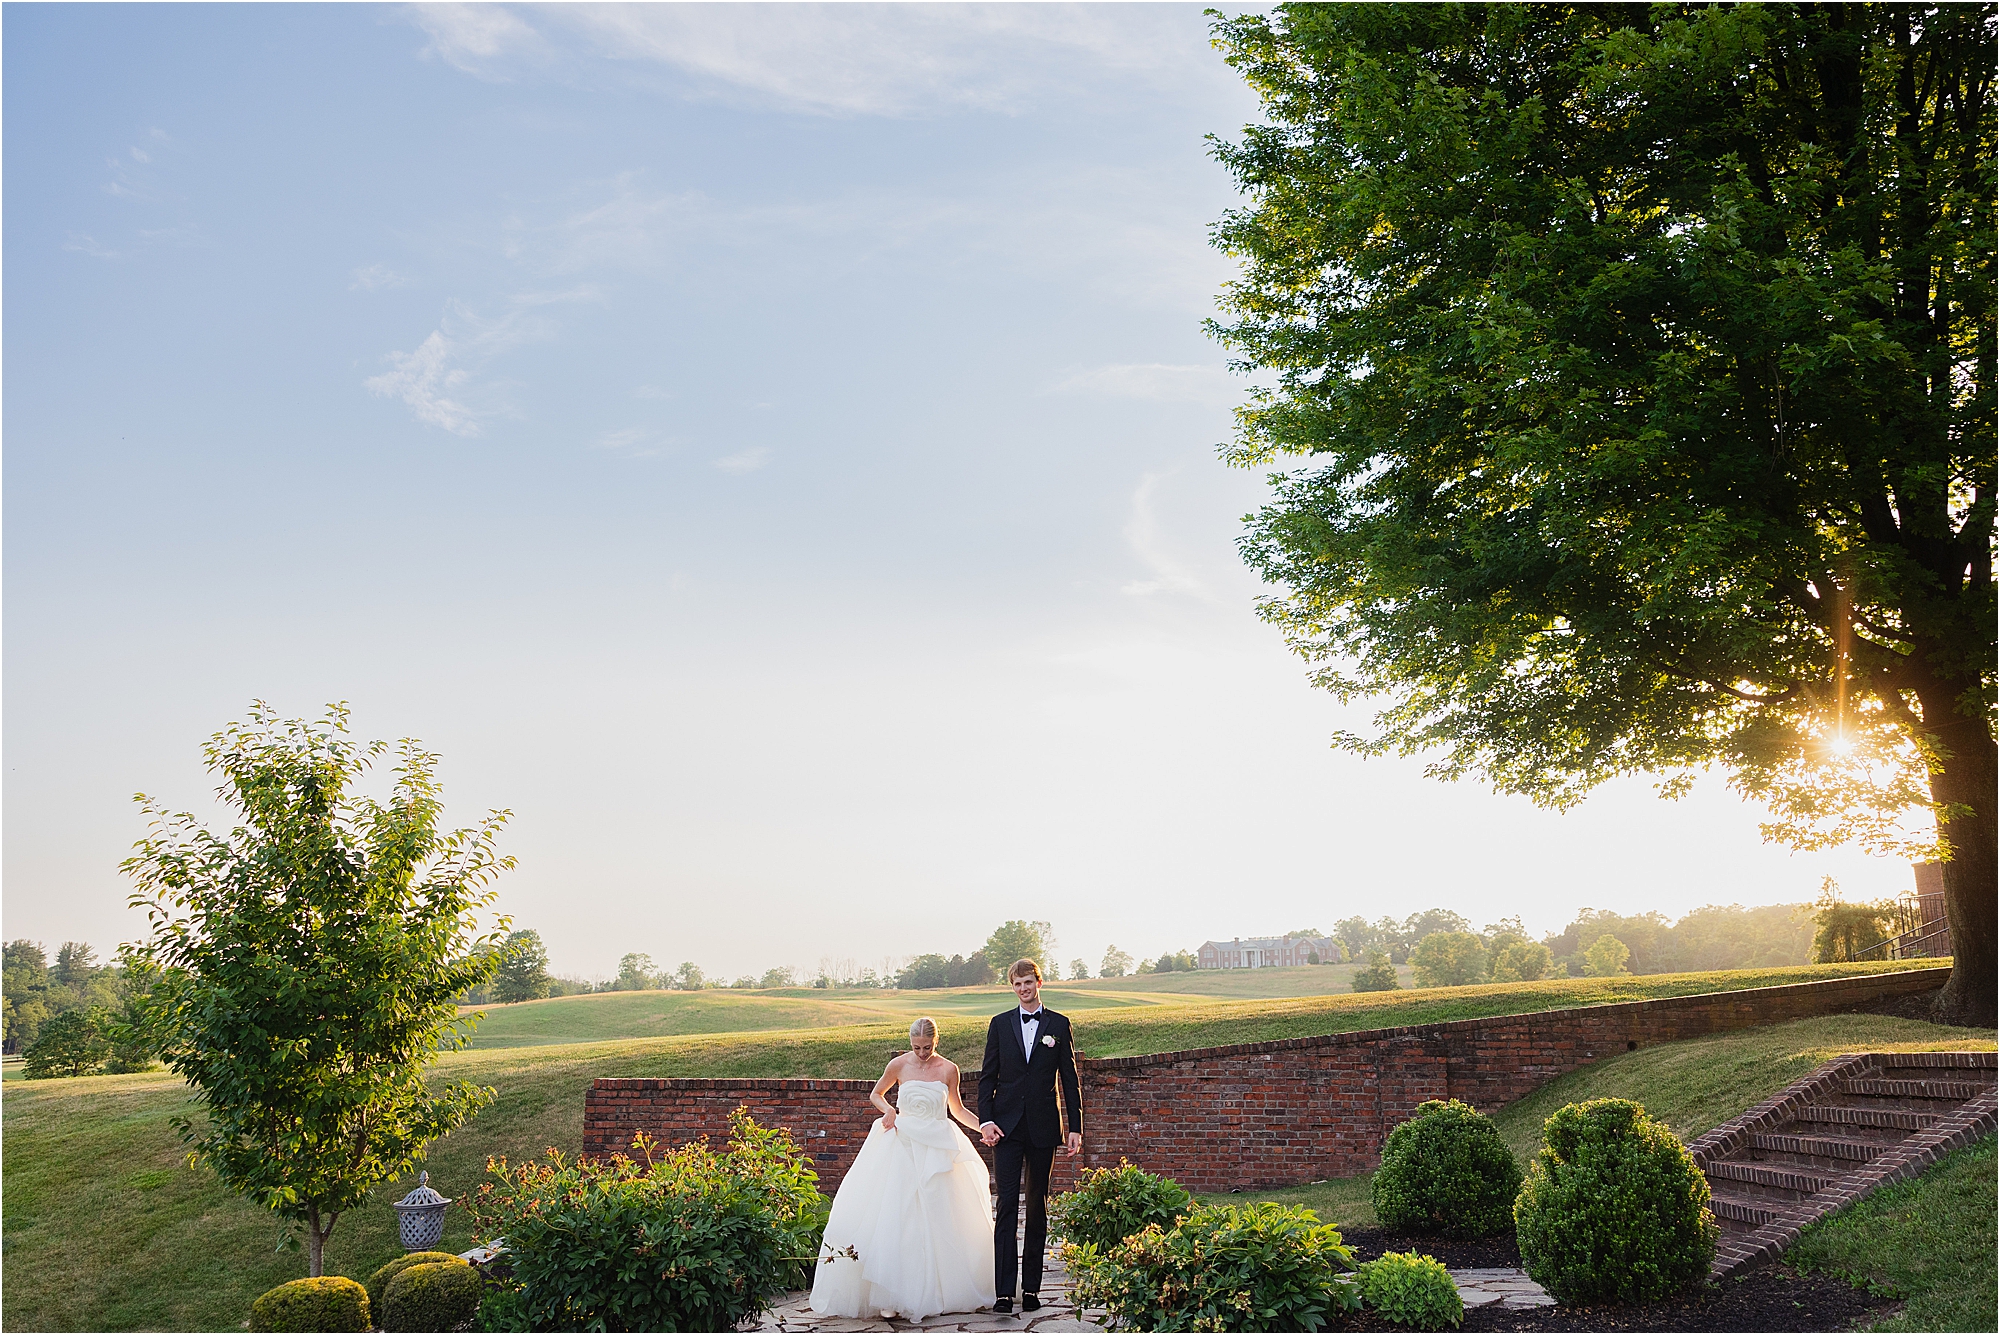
[366,1251,462,1313]
[1514,1098,1718,1303]
[1049,1158,1193,1251]
[1067,1201,1359,1331]
[249,1276,371,1332]
[1357,1251,1462,1329]
[381,1259,482,1332]
[1373,1099,1522,1238]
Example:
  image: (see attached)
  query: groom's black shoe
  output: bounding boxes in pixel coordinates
[993,1298,1013,1314]
[1022,1294,1043,1312]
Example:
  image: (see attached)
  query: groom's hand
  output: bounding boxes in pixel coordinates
[1065,1131,1082,1158]
[979,1121,1001,1146]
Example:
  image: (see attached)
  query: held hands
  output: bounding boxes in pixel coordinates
[979,1121,1001,1147]
[1065,1131,1082,1158]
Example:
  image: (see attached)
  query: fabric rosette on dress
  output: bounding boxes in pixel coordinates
[809,1080,997,1320]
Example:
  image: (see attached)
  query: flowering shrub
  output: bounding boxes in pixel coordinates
[1357,1252,1462,1329]
[1066,1201,1358,1331]
[1514,1098,1717,1302]
[467,1108,827,1331]
[1372,1099,1522,1237]
[1049,1159,1193,1251]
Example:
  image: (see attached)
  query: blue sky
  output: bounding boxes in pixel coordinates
[3,4,1912,982]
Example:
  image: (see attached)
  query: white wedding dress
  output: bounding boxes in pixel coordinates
[809,1080,998,1320]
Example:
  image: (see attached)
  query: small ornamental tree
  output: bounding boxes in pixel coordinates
[124,703,513,1276]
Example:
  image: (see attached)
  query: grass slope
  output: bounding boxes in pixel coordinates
[457,961,1420,1049]
[0,962,1962,1332]
[1790,1134,1998,1332]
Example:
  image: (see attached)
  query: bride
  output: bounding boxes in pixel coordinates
[810,1017,997,1320]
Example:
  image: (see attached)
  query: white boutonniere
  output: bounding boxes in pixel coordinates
[1041,1034,1057,1048]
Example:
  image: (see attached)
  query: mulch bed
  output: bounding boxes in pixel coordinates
[1335,1228,1895,1333]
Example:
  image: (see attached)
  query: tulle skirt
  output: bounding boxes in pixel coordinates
[809,1107,997,1319]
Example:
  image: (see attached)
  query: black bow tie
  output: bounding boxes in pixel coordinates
[1020,1011,1041,1023]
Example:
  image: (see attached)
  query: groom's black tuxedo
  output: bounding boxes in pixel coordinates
[979,1005,1082,1302]
[977,1006,1084,1147]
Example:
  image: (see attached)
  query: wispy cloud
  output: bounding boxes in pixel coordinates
[408,4,1223,117]
[1058,363,1241,406]
[712,446,771,473]
[62,233,123,260]
[349,263,406,291]
[365,331,482,435]
[365,291,599,434]
[1121,471,1212,600]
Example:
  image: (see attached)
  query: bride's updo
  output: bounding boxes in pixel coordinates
[908,1016,937,1042]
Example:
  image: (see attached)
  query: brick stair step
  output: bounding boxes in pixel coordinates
[1748,1132,1881,1162]
[1842,1078,1984,1100]
[1708,1193,1783,1226]
[1792,1105,1937,1132]
[1705,1160,1835,1194]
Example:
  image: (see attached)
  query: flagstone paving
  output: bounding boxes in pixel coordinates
[749,1245,1555,1329]
[751,1242,1097,1332]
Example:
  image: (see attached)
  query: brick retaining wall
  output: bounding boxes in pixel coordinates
[583,968,1948,1194]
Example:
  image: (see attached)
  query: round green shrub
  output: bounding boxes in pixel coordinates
[365,1251,462,1313]
[381,1259,482,1333]
[1514,1098,1718,1303]
[1358,1252,1463,1330]
[1372,1099,1522,1237]
[249,1276,371,1332]
[1049,1158,1194,1251]
[1067,1201,1359,1331]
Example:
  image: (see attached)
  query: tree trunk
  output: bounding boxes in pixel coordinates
[306,1210,327,1279]
[1928,718,1997,1028]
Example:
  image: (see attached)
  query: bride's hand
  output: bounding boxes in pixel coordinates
[881,1109,898,1131]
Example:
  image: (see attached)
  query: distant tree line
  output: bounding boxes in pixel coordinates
[447,898,1835,1009]
[3,940,158,1076]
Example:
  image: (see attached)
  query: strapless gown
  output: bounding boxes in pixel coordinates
[809,1080,998,1319]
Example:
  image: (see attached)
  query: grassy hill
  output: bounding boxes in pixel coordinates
[456,961,1414,1049]
[1,962,1975,1332]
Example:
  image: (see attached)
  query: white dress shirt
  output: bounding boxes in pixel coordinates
[1019,1007,1042,1059]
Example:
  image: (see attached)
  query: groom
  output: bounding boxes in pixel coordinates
[978,957,1083,1314]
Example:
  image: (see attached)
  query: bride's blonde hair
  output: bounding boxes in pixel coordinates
[908,1016,938,1042]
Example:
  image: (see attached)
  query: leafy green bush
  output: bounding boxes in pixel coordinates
[381,1259,482,1332]
[1049,1158,1193,1251]
[1358,1252,1462,1329]
[467,1108,827,1332]
[1515,1098,1718,1302]
[365,1251,462,1313]
[1373,1099,1522,1237]
[1066,1201,1358,1331]
[249,1276,371,1332]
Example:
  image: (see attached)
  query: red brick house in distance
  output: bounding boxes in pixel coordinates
[1198,933,1341,968]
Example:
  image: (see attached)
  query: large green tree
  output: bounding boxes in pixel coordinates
[1209,3,1996,1023]
[125,704,513,1275]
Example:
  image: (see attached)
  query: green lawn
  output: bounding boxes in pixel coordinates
[0,962,1964,1332]
[1791,1134,1998,1332]
[457,963,1419,1049]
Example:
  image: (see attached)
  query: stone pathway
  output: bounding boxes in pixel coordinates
[751,1245,1553,1330]
[752,1242,1098,1332]
[1450,1267,1555,1311]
